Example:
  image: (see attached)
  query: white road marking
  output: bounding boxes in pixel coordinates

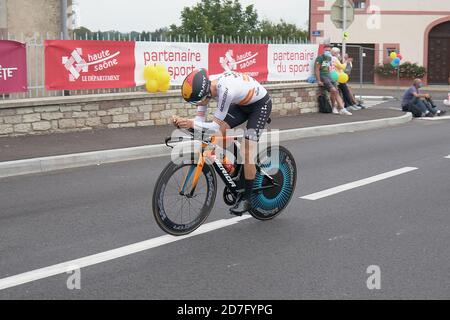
[362,101,384,108]
[445,155,450,159]
[417,115,450,121]
[0,215,251,291]
[300,167,418,201]
[356,95,394,100]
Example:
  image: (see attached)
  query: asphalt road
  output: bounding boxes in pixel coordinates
[0,118,449,300]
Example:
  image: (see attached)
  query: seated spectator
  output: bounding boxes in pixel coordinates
[315,44,352,116]
[343,53,367,109]
[401,79,446,117]
[331,48,363,111]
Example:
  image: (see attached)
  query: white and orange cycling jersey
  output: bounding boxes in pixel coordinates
[194,71,267,130]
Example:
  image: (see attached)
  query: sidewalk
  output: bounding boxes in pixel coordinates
[0,108,405,163]
[352,83,450,92]
[353,86,449,103]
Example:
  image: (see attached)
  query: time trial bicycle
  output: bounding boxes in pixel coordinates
[152,127,297,236]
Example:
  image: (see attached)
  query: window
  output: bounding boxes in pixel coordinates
[387,48,396,57]
[353,0,367,9]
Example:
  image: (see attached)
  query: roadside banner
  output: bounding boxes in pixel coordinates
[0,40,28,93]
[44,41,320,90]
[45,40,136,90]
[209,43,268,82]
[267,44,320,81]
[134,42,209,86]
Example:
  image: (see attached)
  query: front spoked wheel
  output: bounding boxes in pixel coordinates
[250,146,297,220]
[152,160,217,236]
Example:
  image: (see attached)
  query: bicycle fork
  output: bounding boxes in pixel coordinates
[179,151,205,198]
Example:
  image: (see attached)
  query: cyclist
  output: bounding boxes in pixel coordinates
[173,69,272,215]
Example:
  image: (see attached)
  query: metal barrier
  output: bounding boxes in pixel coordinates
[1,32,311,101]
[332,44,402,90]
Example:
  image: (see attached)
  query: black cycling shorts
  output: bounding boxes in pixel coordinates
[223,93,272,141]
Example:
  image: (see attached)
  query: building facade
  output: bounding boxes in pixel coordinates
[310,0,450,85]
[0,0,72,40]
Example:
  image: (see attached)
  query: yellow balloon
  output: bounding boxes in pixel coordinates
[144,65,158,81]
[155,64,167,73]
[158,81,171,92]
[157,70,171,85]
[390,52,397,60]
[338,73,349,84]
[146,79,158,93]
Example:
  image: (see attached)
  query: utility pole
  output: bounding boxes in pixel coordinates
[342,0,347,58]
[61,0,68,40]
[61,0,69,97]
[309,0,312,41]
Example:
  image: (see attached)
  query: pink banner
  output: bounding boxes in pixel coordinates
[45,40,136,90]
[0,40,28,94]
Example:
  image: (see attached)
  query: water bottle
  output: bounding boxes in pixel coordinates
[222,156,235,176]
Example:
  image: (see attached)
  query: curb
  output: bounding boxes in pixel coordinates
[275,113,411,142]
[0,113,412,179]
[356,95,395,101]
[354,86,449,93]
[416,115,450,121]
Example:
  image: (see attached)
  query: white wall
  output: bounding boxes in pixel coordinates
[371,0,450,11]
[323,0,450,11]
[317,13,446,65]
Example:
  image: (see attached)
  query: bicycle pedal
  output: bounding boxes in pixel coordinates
[228,209,243,217]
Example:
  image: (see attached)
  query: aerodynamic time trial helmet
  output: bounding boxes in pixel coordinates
[181,68,211,104]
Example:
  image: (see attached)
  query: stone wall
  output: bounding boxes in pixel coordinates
[0,83,319,137]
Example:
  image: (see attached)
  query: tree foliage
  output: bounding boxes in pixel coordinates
[169,0,258,39]
[74,0,308,42]
[257,19,309,41]
[73,27,170,41]
[169,0,308,41]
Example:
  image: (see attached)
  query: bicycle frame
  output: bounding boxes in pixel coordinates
[172,134,278,198]
[180,135,240,197]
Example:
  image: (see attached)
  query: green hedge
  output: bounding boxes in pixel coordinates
[374,62,427,79]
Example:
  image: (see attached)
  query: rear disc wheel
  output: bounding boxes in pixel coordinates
[249,146,297,220]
